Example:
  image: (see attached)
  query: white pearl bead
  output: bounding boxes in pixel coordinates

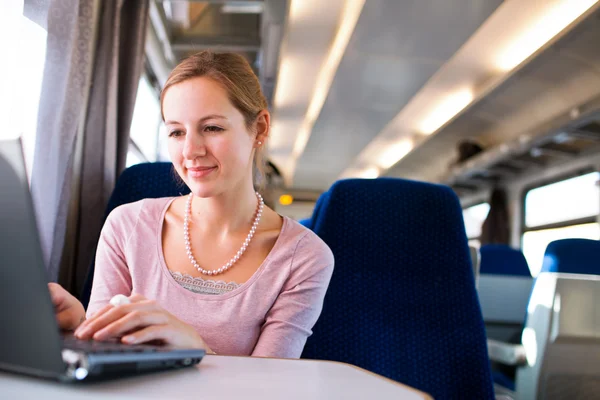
[183,192,263,277]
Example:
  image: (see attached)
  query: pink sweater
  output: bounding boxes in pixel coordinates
[87,197,334,358]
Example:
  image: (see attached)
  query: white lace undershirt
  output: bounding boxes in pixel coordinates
[170,271,241,295]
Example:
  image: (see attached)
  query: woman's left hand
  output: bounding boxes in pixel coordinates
[74,294,211,352]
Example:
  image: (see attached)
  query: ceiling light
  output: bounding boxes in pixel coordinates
[495,0,597,71]
[292,124,311,158]
[290,0,365,161]
[418,88,474,135]
[221,2,264,14]
[305,85,328,123]
[273,58,293,109]
[289,0,312,22]
[357,167,379,179]
[279,194,294,206]
[376,138,413,169]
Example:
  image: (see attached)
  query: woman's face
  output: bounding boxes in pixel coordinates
[162,77,263,198]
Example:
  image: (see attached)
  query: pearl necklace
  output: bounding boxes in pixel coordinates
[184,192,264,276]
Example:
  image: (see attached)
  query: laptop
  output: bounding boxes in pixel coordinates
[0,138,205,382]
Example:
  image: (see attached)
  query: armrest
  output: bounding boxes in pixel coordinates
[487,339,527,366]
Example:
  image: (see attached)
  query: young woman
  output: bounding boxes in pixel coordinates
[49,51,334,358]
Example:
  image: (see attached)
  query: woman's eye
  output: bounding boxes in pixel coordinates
[169,130,184,138]
[205,126,224,133]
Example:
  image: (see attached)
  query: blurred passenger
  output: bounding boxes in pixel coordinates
[480,187,510,245]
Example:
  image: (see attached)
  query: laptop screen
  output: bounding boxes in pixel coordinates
[0,138,66,377]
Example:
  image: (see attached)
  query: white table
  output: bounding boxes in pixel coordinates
[0,355,432,399]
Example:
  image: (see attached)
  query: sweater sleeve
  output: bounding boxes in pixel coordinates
[251,232,334,358]
[85,202,142,317]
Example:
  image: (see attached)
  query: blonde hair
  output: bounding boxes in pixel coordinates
[161,51,268,186]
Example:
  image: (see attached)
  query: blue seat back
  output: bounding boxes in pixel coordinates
[298,218,311,227]
[477,245,532,330]
[302,178,494,399]
[81,162,189,309]
[541,238,600,275]
[300,191,330,230]
[480,244,531,277]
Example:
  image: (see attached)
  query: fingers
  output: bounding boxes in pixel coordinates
[74,303,114,338]
[48,283,68,311]
[48,283,86,331]
[121,325,174,345]
[84,304,113,324]
[93,311,169,341]
[76,301,155,339]
[75,297,156,340]
[47,283,63,297]
[56,310,79,331]
[121,325,207,350]
[76,294,145,332]
[129,294,147,303]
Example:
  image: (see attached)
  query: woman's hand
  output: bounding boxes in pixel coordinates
[48,283,86,331]
[73,294,212,352]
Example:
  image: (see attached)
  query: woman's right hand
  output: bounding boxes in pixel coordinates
[48,282,86,331]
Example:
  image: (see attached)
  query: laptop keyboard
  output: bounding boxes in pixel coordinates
[62,335,160,354]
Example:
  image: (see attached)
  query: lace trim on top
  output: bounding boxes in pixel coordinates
[170,271,241,295]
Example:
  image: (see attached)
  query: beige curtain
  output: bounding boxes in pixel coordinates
[31,0,149,296]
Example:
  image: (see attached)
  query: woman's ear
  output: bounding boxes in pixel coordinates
[254,110,270,148]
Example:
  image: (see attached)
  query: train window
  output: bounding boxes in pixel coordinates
[462,203,490,248]
[126,75,161,167]
[0,1,47,179]
[522,171,600,276]
[156,124,170,162]
[125,147,145,168]
[525,172,599,227]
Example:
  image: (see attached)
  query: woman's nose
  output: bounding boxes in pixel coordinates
[182,132,207,159]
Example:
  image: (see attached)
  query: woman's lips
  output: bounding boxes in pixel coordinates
[187,166,217,178]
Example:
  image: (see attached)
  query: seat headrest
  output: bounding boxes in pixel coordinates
[480,244,531,277]
[105,162,190,216]
[541,238,600,275]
